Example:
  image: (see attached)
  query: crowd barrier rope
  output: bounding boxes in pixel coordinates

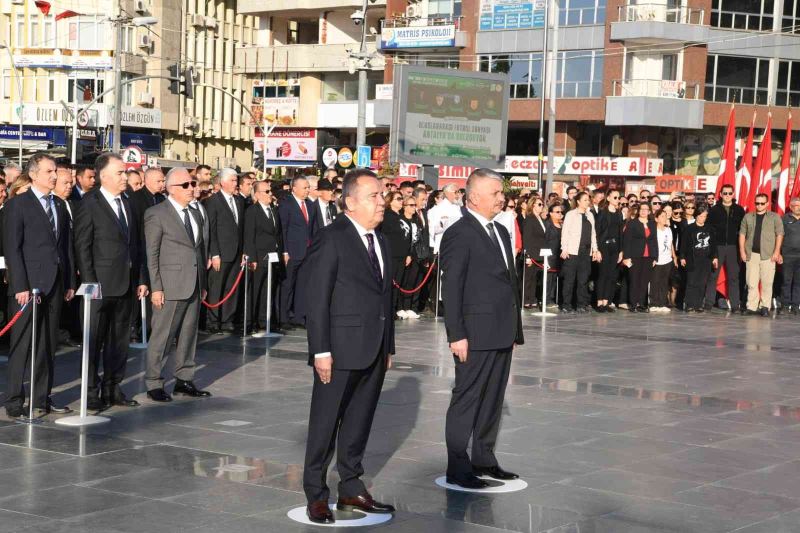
[527,257,560,273]
[202,264,246,309]
[392,259,438,295]
[0,301,29,338]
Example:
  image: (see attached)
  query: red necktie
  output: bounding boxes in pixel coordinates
[300,201,309,224]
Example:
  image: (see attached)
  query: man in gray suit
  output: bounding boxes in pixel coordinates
[143,167,211,402]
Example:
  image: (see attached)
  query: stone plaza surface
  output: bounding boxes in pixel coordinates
[1,311,800,532]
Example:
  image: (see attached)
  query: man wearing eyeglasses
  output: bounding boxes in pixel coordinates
[706,185,745,312]
[739,193,784,317]
[244,181,283,332]
[143,168,210,402]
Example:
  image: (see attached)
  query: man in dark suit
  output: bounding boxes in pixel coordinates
[238,172,255,208]
[278,176,315,328]
[74,153,149,410]
[311,178,337,233]
[69,165,96,202]
[144,168,210,402]
[301,169,395,524]
[440,168,524,489]
[205,167,246,332]
[3,153,77,418]
[244,181,283,331]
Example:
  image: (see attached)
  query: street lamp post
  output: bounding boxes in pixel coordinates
[110,16,158,154]
[0,42,24,168]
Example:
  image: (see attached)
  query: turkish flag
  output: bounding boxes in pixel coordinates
[34,1,51,15]
[777,115,792,215]
[736,113,755,207]
[56,10,81,21]
[716,105,736,196]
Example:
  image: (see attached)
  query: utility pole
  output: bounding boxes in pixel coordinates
[545,0,559,198]
[355,0,370,147]
[537,0,550,194]
[0,42,23,167]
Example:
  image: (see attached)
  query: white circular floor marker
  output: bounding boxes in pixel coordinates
[287,504,393,527]
[434,476,528,493]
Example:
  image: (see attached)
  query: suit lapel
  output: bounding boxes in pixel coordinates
[95,193,128,242]
[464,211,508,275]
[166,202,195,247]
[344,218,381,291]
[25,190,57,245]
[378,231,390,293]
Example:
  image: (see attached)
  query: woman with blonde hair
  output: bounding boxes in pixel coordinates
[8,174,32,198]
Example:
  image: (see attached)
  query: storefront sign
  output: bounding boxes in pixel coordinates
[654,174,719,193]
[250,97,299,126]
[322,147,338,168]
[11,103,103,128]
[338,147,353,168]
[253,128,317,164]
[0,126,53,141]
[504,156,664,177]
[119,107,162,129]
[380,25,457,49]
[479,0,545,30]
[659,80,687,98]
[376,84,393,100]
[509,176,540,189]
[12,48,113,70]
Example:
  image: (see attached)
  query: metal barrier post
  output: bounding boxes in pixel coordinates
[253,253,282,339]
[242,256,249,338]
[533,250,557,317]
[434,256,442,320]
[56,283,109,427]
[19,289,43,424]
[129,297,148,349]
[520,252,526,315]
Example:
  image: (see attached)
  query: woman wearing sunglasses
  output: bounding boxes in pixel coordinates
[622,203,658,312]
[595,190,624,312]
[522,197,547,309]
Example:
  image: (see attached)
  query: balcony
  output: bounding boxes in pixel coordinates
[237,0,385,17]
[606,79,704,129]
[235,42,385,74]
[378,16,468,51]
[611,4,708,44]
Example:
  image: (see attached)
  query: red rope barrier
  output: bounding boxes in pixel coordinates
[392,259,438,295]
[201,266,246,309]
[0,301,29,337]
[526,257,560,273]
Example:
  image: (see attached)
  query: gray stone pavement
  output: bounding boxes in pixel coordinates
[1,309,800,532]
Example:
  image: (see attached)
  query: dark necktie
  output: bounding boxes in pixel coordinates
[114,198,129,241]
[183,208,195,243]
[486,222,508,269]
[365,233,382,285]
[327,203,336,225]
[228,196,238,224]
[44,194,57,237]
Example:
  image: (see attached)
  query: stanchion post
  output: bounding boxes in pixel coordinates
[520,251,526,315]
[56,283,109,427]
[253,253,282,339]
[242,256,249,338]
[23,289,42,424]
[533,249,557,317]
[140,297,148,344]
[434,256,441,320]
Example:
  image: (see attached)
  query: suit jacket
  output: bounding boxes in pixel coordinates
[311,199,338,233]
[522,215,547,260]
[144,201,207,301]
[302,216,394,369]
[73,189,147,298]
[278,195,316,261]
[244,203,283,262]
[440,210,524,351]
[189,201,210,261]
[69,186,89,203]
[3,189,77,295]
[622,219,659,260]
[129,187,164,220]
[205,191,245,262]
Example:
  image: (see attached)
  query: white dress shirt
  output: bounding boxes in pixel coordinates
[467,208,511,270]
[260,202,273,220]
[220,190,238,224]
[427,198,462,253]
[99,186,128,227]
[32,185,58,231]
[169,197,199,243]
[314,215,383,360]
[318,199,331,226]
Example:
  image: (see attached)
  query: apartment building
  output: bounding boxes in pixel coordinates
[0,0,256,170]
[382,0,800,189]
[235,0,388,170]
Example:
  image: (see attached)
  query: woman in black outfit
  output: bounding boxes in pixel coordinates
[680,207,718,313]
[398,196,422,318]
[522,197,547,308]
[622,203,658,312]
[380,191,412,317]
[544,203,564,307]
[595,190,624,312]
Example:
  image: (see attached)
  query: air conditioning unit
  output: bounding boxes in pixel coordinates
[11,0,25,4]
[191,14,206,27]
[184,116,199,129]
[204,16,218,29]
[137,92,154,106]
[406,4,421,17]
[137,35,151,48]
[135,0,147,13]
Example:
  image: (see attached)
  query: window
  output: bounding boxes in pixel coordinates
[43,15,55,48]
[15,14,25,47]
[2,69,10,100]
[558,0,606,26]
[429,0,454,17]
[48,78,56,101]
[68,78,104,104]
[704,55,769,104]
[400,53,460,69]
[479,50,603,98]
[662,54,678,80]
[30,18,40,47]
[711,0,773,31]
[776,60,800,107]
[784,0,800,34]
[322,73,382,101]
[68,16,108,50]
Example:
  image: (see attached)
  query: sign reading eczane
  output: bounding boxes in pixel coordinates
[391,65,509,168]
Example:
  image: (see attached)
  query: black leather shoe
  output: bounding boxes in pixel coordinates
[46,401,73,414]
[110,387,139,407]
[173,380,212,398]
[473,465,519,480]
[596,305,606,313]
[606,305,616,313]
[745,309,760,316]
[147,388,173,402]
[446,474,490,489]
[337,492,395,514]
[5,405,23,418]
[759,307,770,317]
[87,396,105,411]
[306,501,334,524]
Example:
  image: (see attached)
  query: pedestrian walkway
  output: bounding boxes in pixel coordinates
[1,311,800,532]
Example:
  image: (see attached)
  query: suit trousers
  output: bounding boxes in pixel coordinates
[561,252,592,309]
[145,286,200,391]
[5,271,64,410]
[445,348,512,480]
[280,258,302,325]
[88,291,133,395]
[707,245,740,308]
[251,259,280,328]
[628,257,653,308]
[523,264,541,305]
[597,243,620,302]
[391,257,407,312]
[303,353,387,503]
[399,259,421,312]
[685,259,713,310]
[782,255,800,306]
[650,263,673,308]
[746,252,776,311]
[207,260,240,328]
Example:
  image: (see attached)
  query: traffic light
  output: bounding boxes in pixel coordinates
[167,64,195,99]
[168,64,180,95]
[183,67,194,99]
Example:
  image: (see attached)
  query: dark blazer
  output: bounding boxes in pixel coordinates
[311,199,337,233]
[381,209,411,260]
[69,186,89,203]
[544,220,562,268]
[205,191,246,262]
[680,223,718,271]
[73,189,147,298]
[596,209,623,245]
[522,215,547,260]
[244,203,282,261]
[622,219,659,259]
[708,202,745,247]
[440,211,524,350]
[129,187,164,220]
[302,216,394,370]
[278,195,315,261]
[3,189,76,295]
